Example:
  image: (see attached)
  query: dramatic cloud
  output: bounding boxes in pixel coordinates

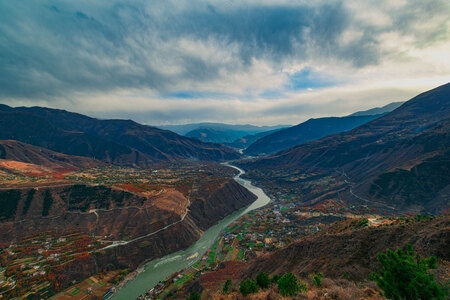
[1,0,449,125]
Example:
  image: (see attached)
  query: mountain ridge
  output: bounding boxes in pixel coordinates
[243,101,402,155]
[244,114,384,156]
[349,101,404,116]
[238,83,450,215]
[0,105,241,166]
[158,123,288,136]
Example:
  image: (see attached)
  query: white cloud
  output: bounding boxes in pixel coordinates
[0,0,449,125]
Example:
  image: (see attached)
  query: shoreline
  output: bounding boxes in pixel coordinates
[111,163,271,299]
[114,265,144,291]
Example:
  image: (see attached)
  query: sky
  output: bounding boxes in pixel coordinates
[1,0,449,126]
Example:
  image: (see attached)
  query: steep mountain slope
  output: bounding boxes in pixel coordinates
[0,174,257,290]
[172,216,448,299]
[0,141,257,293]
[244,114,384,155]
[240,216,450,282]
[0,140,104,182]
[0,105,240,166]
[0,140,103,169]
[239,83,450,214]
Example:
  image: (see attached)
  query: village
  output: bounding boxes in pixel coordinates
[143,185,383,299]
[0,229,122,299]
[0,162,241,299]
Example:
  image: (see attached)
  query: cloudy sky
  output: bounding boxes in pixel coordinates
[1,0,449,126]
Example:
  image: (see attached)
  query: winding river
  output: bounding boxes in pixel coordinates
[112,164,271,299]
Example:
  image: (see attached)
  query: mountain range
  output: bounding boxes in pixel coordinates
[159,123,287,144]
[238,83,450,215]
[243,101,403,155]
[244,114,383,156]
[153,88,448,299]
[0,105,240,167]
[156,103,402,149]
[0,103,396,168]
[158,123,286,136]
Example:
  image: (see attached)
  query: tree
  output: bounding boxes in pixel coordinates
[312,272,323,287]
[256,272,271,289]
[240,278,258,296]
[222,279,232,294]
[372,244,447,300]
[277,272,306,297]
[358,218,369,227]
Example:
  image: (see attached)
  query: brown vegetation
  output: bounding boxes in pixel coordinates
[175,215,449,299]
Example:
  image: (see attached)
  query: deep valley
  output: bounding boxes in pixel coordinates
[0,84,449,299]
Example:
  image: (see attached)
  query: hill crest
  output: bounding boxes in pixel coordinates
[238,83,450,215]
[0,105,241,166]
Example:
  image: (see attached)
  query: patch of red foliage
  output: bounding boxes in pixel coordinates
[116,183,147,193]
[199,261,247,288]
[24,172,47,177]
[53,167,77,179]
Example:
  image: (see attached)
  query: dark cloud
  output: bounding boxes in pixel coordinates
[179,5,310,59]
[393,1,450,46]
[0,0,449,125]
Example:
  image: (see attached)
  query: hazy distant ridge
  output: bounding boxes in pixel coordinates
[244,114,383,156]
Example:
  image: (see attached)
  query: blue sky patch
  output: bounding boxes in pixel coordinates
[288,68,337,91]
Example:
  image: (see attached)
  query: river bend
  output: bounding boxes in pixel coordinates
[112,164,270,299]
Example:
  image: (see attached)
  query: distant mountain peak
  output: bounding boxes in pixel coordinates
[349,101,404,116]
[239,83,450,215]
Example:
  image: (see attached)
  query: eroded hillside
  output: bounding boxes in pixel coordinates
[0,147,256,297]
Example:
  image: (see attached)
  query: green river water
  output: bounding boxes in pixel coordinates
[112,164,271,299]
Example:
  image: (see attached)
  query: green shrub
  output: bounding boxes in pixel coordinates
[372,244,447,300]
[239,278,258,296]
[256,272,271,289]
[313,272,323,287]
[358,218,369,227]
[277,273,306,297]
[222,279,232,294]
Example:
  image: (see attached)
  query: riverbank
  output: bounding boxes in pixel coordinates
[110,164,271,299]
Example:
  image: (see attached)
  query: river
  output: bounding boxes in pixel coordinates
[112,164,271,299]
